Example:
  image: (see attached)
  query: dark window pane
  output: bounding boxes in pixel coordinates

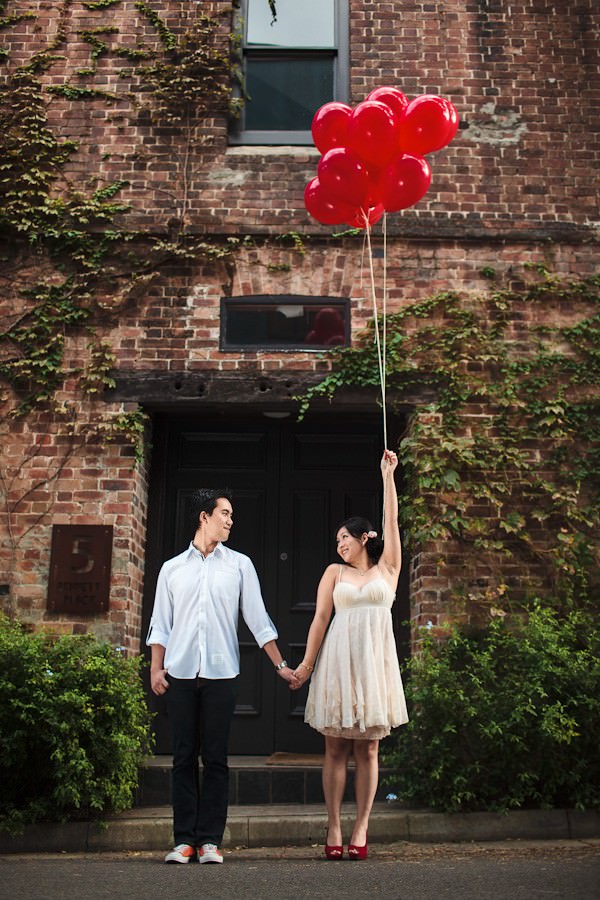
[222,299,348,350]
[245,56,334,131]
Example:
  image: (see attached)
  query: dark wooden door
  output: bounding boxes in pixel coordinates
[142,410,408,754]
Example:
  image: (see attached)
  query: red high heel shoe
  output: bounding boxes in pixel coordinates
[324,843,344,860]
[324,828,343,860]
[347,832,368,860]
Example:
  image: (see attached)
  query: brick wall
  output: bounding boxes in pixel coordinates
[3,1,598,233]
[0,1,598,648]
[0,403,148,651]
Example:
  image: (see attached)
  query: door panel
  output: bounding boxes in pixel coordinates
[177,430,269,469]
[289,490,330,609]
[235,643,263,716]
[142,410,407,755]
[273,421,385,750]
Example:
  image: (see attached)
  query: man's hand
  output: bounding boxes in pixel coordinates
[150,667,170,696]
[277,666,302,690]
[291,664,312,689]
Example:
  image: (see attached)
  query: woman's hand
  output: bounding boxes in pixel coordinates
[290,662,313,689]
[381,449,398,475]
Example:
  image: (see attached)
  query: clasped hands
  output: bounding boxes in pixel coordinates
[281,662,312,691]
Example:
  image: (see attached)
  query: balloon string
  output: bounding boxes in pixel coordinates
[364,214,388,452]
[359,227,368,291]
[382,213,389,536]
[382,211,387,442]
[363,212,389,534]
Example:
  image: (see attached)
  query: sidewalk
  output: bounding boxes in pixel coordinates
[1,803,599,854]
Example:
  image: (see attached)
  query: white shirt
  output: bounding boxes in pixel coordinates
[146,542,278,679]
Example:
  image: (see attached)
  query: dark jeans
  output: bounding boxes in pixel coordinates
[166,675,237,847]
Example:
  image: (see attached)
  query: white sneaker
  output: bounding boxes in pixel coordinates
[197,843,223,864]
[165,843,196,863]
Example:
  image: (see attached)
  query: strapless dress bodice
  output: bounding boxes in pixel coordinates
[333,576,395,612]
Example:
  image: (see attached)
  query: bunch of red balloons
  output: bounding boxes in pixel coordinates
[304,87,458,228]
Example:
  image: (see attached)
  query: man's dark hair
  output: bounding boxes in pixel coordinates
[189,488,233,535]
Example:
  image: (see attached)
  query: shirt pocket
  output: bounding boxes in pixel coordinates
[212,561,240,597]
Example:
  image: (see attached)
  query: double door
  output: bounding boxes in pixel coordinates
[143,410,408,754]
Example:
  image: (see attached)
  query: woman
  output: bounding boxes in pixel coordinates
[292,450,408,860]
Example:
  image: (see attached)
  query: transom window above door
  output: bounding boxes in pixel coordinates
[230,0,349,146]
[220,295,350,350]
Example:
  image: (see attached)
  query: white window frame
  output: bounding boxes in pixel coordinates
[230,0,350,146]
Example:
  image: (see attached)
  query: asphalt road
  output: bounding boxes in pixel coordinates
[0,841,599,900]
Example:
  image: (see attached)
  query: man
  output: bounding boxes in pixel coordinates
[147,488,298,864]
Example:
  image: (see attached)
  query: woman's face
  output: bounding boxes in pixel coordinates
[336,527,364,564]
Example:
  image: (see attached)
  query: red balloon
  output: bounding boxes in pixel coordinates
[317,147,370,207]
[362,163,383,209]
[304,176,357,225]
[311,102,352,154]
[367,86,409,122]
[346,203,385,229]
[347,100,400,166]
[398,95,458,155]
[443,98,460,142]
[380,153,432,212]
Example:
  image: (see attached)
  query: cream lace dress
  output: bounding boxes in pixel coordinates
[304,565,409,740]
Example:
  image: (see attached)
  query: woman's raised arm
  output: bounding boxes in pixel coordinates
[378,450,402,580]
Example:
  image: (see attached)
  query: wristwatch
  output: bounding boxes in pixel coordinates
[275,660,288,670]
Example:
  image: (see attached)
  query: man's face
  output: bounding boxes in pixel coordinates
[202,497,233,543]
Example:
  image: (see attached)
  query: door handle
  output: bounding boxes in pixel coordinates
[279,552,288,561]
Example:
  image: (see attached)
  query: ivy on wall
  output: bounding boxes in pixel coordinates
[0,0,241,432]
[299,269,600,610]
[0,0,246,586]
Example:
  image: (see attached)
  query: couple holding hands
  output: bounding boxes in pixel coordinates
[148,451,408,865]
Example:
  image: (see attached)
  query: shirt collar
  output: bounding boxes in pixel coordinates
[188,540,225,560]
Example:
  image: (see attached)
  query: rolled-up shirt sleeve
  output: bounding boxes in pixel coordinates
[239,555,278,648]
[146,563,172,648]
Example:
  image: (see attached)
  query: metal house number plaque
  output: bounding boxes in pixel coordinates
[47,525,113,614]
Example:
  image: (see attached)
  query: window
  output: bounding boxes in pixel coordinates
[230,0,349,145]
[221,296,350,350]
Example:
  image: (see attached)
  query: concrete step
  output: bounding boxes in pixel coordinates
[136,755,395,807]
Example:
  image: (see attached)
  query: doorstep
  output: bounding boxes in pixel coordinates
[135,755,395,807]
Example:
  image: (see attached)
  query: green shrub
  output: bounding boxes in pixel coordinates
[0,615,154,834]
[382,605,600,812]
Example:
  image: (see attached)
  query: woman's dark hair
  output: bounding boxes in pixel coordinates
[336,516,384,562]
[189,488,233,535]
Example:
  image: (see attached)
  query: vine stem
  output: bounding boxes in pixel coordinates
[179,109,192,232]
